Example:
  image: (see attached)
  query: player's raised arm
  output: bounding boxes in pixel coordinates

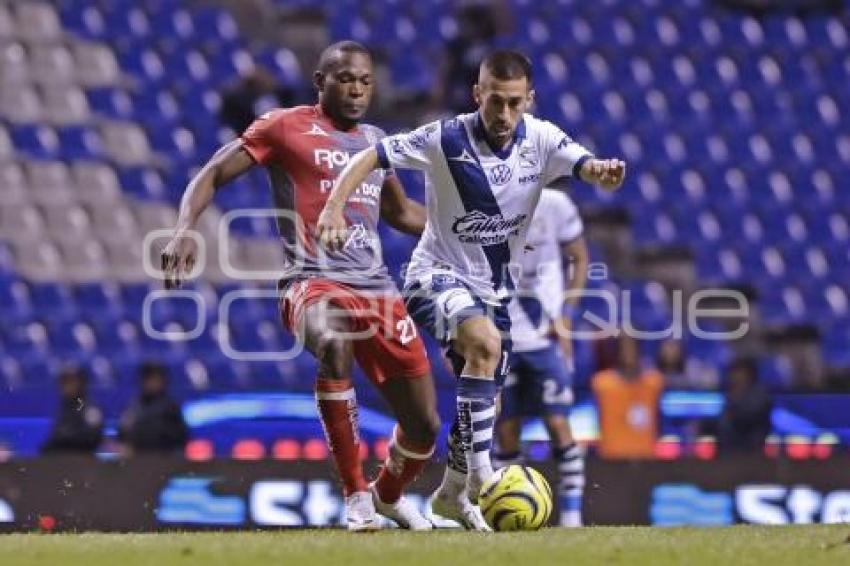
[541,122,627,192]
[161,140,255,289]
[379,174,427,236]
[578,158,627,191]
[317,146,380,251]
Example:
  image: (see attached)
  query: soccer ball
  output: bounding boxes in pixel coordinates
[478,465,553,531]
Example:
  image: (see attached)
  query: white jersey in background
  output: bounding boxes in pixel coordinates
[375,112,593,304]
[509,189,584,353]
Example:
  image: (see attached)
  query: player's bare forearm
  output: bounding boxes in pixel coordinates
[380,176,426,236]
[319,147,379,250]
[578,157,626,191]
[174,140,255,232]
[162,141,254,289]
[324,147,379,214]
[553,237,588,345]
[563,236,589,309]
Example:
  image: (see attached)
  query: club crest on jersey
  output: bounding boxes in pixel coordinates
[408,131,429,150]
[389,138,405,155]
[489,163,512,185]
[304,123,329,136]
[452,210,528,245]
[518,143,539,168]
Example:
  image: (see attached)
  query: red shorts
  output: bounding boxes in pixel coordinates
[281,278,430,384]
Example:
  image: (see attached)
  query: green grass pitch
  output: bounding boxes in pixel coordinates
[1,526,848,566]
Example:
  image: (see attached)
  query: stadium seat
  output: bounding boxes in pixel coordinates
[43,87,92,126]
[99,122,154,166]
[0,203,45,242]
[56,126,102,159]
[72,41,121,87]
[14,2,63,44]
[72,161,123,205]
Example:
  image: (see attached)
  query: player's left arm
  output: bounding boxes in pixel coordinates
[553,236,588,363]
[578,158,626,191]
[379,174,426,236]
[542,122,626,192]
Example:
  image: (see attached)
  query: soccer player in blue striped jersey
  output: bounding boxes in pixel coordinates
[318,50,625,530]
[494,188,588,527]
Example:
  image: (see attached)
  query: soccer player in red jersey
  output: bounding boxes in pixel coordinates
[161,41,440,531]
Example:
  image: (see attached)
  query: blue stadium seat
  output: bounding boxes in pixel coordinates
[758,355,794,391]
[29,282,77,322]
[10,126,60,159]
[87,87,134,119]
[822,322,850,368]
[118,167,168,201]
[57,126,104,160]
[0,278,33,325]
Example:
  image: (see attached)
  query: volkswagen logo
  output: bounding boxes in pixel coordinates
[489,164,512,185]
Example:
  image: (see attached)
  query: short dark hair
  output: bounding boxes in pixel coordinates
[317,40,371,74]
[728,357,758,380]
[140,362,167,381]
[480,49,533,82]
[59,365,86,384]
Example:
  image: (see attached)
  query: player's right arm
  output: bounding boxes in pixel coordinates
[317,146,381,251]
[318,120,440,251]
[162,110,285,288]
[161,141,256,289]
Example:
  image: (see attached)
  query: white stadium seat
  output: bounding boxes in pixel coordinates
[73,42,120,87]
[0,42,31,85]
[100,122,153,165]
[29,44,76,86]
[14,2,63,44]
[0,85,42,123]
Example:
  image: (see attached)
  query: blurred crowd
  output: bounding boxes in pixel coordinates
[42,362,187,457]
[40,336,773,459]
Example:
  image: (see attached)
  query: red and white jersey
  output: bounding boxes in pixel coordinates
[241,104,393,289]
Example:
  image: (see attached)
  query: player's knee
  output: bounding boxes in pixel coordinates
[403,411,440,446]
[314,334,352,376]
[464,334,502,374]
[423,410,441,442]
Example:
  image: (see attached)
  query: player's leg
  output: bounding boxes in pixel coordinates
[544,414,584,527]
[493,358,529,468]
[402,281,500,530]
[349,292,439,529]
[294,299,376,530]
[538,343,584,527]
[373,374,439,500]
[370,374,440,529]
[449,314,503,497]
[493,417,523,467]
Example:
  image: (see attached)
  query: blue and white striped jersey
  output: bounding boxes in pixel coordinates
[376,112,592,304]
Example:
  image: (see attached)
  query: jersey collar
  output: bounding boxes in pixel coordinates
[472,111,527,160]
[314,103,361,133]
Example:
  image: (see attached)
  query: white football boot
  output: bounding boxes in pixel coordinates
[428,487,491,531]
[369,483,433,530]
[345,490,380,532]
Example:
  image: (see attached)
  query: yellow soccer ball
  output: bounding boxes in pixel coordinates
[478,465,553,531]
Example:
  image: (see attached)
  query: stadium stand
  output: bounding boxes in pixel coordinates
[0,0,848,456]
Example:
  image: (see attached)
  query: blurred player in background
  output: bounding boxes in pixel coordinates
[318,49,625,530]
[493,188,588,527]
[161,41,440,531]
